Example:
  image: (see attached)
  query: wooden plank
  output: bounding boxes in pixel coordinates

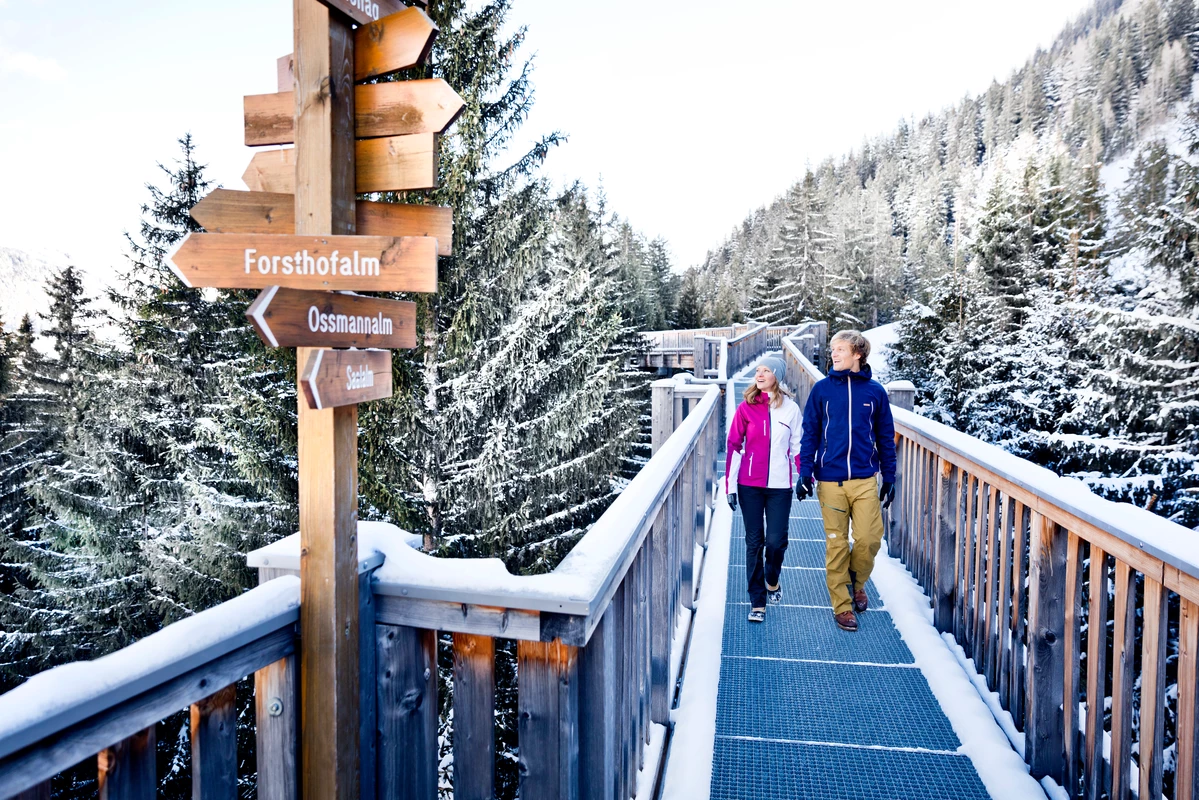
[517,639,580,800]
[190,190,454,256]
[1062,531,1084,794]
[0,628,294,800]
[277,53,293,92]
[452,634,496,800]
[356,132,438,193]
[983,485,1000,690]
[12,782,49,800]
[1010,501,1028,728]
[247,287,416,350]
[959,472,974,648]
[243,148,297,193]
[1139,577,1168,800]
[374,594,541,640]
[97,726,155,800]
[191,684,238,799]
[971,482,989,661]
[1083,546,1109,800]
[376,625,438,799]
[1177,597,1199,800]
[649,505,669,724]
[933,459,956,632]
[651,380,674,455]
[245,81,465,145]
[1109,560,1137,800]
[166,232,438,292]
[359,570,377,800]
[354,6,438,79]
[680,453,694,610]
[1025,513,1067,783]
[318,0,405,26]
[300,348,393,410]
[996,493,1014,709]
[255,654,299,800]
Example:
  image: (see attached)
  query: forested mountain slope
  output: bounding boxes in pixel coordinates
[687,0,1199,527]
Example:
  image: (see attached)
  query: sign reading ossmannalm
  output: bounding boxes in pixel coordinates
[317,0,405,26]
[166,233,437,292]
[246,287,416,349]
[300,348,393,410]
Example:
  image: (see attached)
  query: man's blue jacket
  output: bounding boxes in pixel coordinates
[798,364,897,484]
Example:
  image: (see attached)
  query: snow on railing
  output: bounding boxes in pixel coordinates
[0,577,300,799]
[781,325,1199,800]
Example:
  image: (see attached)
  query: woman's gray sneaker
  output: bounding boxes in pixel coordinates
[748,608,766,623]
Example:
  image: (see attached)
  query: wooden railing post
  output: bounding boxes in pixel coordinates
[191,684,238,798]
[1025,513,1067,783]
[452,634,496,800]
[649,497,672,724]
[933,459,956,633]
[517,639,579,800]
[1176,595,1199,800]
[680,453,695,610]
[97,726,155,800]
[256,652,299,800]
[651,380,675,456]
[11,783,50,800]
[359,569,377,800]
[376,625,438,799]
[1140,577,1169,800]
[579,604,617,800]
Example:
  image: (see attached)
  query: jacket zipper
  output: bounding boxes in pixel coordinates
[820,401,829,468]
[765,411,772,487]
[748,453,754,476]
[846,377,853,478]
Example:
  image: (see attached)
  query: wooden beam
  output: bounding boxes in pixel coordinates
[452,634,496,800]
[293,3,360,798]
[376,625,438,798]
[1109,561,1137,800]
[1177,597,1199,800]
[517,639,580,800]
[1083,547,1109,800]
[354,7,438,80]
[245,81,465,145]
[1139,577,1169,800]
[255,654,299,800]
[277,53,294,92]
[374,594,541,639]
[191,685,238,798]
[243,148,297,193]
[358,570,378,800]
[1025,513,1066,784]
[97,726,155,800]
[190,189,454,255]
[11,782,49,800]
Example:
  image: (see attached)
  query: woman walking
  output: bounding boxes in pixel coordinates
[725,356,803,623]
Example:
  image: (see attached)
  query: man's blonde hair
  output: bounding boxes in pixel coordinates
[831,329,871,367]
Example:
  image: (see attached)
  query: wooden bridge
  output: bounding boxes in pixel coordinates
[1,322,1196,800]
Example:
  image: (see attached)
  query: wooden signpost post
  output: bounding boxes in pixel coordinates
[180,0,456,796]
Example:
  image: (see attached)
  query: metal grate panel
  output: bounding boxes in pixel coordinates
[725,565,882,609]
[720,602,914,664]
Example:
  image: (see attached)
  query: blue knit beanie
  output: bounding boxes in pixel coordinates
[757,356,786,384]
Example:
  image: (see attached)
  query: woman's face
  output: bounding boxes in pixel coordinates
[754,366,777,392]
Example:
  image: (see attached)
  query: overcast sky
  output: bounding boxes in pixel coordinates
[0,0,1096,283]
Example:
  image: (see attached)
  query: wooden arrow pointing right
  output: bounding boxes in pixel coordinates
[241,134,436,195]
[244,80,465,146]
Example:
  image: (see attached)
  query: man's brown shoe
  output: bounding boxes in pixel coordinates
[854,588,868,612]
[834,611,858,632]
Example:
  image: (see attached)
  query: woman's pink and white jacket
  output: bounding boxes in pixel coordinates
[725,392,804,493]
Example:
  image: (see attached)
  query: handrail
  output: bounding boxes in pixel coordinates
[0,577,301,798]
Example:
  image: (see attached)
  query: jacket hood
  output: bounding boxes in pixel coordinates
[829,364,874,382]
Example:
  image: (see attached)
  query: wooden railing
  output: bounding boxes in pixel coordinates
[0,385,723,800]
[780,328,1199,800]
[0,579,302,799]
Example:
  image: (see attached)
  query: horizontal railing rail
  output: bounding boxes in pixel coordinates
[781,325,1198,800]
[0,578,301,799]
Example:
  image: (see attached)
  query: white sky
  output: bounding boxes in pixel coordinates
[0,0,1096,285]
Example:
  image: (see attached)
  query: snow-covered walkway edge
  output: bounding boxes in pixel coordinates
[871,543,1047,800]
[658,485,733,800]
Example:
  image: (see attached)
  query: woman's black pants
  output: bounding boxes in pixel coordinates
[739,485,792,608]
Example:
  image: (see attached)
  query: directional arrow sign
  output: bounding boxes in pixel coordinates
[247,287,416,349]
[317,0,405,26]
[166,233,438,292]
[242,149,295,193]
[245,80,465,146]
[355,7,438,80]
[241,135,436,194]
[191,190,453,255]
[301,348,393,410]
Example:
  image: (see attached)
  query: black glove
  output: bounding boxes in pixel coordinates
[727,492,738,511]
[795,475,814,501]
[880,481,896,509]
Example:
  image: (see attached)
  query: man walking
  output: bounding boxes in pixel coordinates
[796,330,897,632]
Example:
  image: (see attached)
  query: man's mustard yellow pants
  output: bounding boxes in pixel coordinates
[817,477,884,615]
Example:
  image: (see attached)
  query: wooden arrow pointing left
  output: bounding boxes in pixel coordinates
[301,348,393,410]
[245,80,465,146]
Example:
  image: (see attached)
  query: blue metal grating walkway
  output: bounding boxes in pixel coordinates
[710,368,991,799]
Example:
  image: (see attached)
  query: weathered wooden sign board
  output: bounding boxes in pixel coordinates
[301,348,393,409]
[190,189,454,255]
[318,0,405,26]
[241,134,438,194]
[247,286,416,349]
[166,232,438,291]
